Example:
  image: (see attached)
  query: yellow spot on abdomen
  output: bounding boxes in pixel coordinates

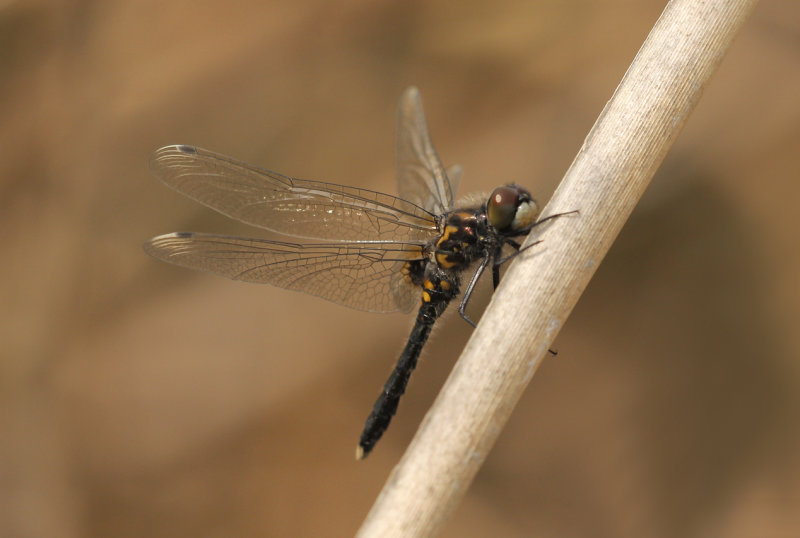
[436,253,456,269]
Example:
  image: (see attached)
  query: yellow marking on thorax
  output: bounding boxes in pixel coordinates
[437,225,460,249]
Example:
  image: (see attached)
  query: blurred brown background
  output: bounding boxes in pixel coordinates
[2,0,799,536]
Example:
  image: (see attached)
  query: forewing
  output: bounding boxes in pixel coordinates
[396,87,458,214]
[149,145,438,242]
[144,233,422,313]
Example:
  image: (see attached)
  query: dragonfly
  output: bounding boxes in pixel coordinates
[144,87,568,459]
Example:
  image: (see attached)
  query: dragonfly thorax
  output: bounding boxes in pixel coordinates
[434,209,487,271]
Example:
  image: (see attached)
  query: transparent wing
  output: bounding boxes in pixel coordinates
[149,145,438,242]
[144,232,423,313]
[446,164,462,198]
[396,87,459,214]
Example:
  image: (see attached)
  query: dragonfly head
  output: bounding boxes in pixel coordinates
[487,185,540,234]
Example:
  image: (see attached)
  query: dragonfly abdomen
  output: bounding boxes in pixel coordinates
[357,267,457,459]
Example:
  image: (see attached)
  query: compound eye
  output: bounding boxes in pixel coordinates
[487,186,520,230]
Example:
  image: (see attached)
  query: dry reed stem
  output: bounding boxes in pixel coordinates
[357,0,760,536]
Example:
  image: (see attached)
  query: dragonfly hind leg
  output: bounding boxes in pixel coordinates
[457,251,492,328]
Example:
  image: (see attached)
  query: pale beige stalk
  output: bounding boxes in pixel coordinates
[357,0,760,536]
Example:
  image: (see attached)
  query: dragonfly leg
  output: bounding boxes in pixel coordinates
[492,241,520,288]
[458,251,492,328]
[525,209,579,231]
[494,239,543,269]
